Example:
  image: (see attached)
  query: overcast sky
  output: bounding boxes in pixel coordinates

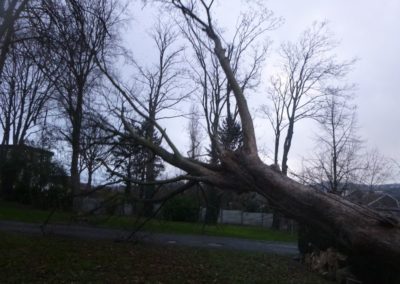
[124,0,400,179]
[264,0,400,169]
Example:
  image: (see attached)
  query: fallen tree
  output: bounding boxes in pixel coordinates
[99,0,400,280]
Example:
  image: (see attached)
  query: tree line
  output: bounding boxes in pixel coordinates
[1,1,399,281]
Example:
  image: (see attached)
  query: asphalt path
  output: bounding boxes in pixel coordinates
[0,220,298,255]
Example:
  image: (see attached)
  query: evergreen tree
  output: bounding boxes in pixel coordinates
[109,120,164,197]
[218,114,243,151]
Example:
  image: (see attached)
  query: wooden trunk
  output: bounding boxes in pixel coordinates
[211,152,400,277]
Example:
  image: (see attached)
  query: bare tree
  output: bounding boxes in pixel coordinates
[130,21,186,215]
[302,96,394,194]
[265,22,355,176]
[183,4,277,158]
[181,4,278,223]
[0,0,29,77]
[260,82,287,165]
[92,21,185,215]
[79,112,111,190]
[359,148,394,190]
[301,88,361,195]
[98,1,400,278]
[0,42,52,145]
[28,0,121,199]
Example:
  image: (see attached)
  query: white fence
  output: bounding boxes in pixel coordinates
[76,197,134,215]
[77,198,275,228]
[200,208,273,227]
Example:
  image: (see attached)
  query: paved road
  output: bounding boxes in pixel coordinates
[0,220,298,255]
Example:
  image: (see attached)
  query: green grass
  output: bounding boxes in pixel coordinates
[0,232,327,283]
[0,200,297,243]
[0,201,71,223]
[93,215,298,242]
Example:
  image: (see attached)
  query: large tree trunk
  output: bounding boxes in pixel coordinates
[214,151,400,273]
[70,139,80,208]
[281,122,294,176]
[70,85,84,210]
[204,185,221,224]
[86,163,93,191]
[273,134,280,166]
[143,120,156,217]
[70,111,82,210]
[204,142,222,224]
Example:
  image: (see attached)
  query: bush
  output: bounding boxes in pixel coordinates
[162,195,199,222]
[0,146,70,210]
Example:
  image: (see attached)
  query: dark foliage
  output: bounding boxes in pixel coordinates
[162,195,199,222]
[0,145,69,209]
[218,115,243,151]
[109,120,164,195]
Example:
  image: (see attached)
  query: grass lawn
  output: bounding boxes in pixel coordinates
[94,215,297,242]
[0,232,327,283]
[0,201,297,243]
[0,201,71,223]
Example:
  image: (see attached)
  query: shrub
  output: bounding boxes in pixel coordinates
[0,146,70,209]
[162,195,199,222]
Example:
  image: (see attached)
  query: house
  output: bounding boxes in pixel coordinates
[0,144,53,163]
[346,189,400,217]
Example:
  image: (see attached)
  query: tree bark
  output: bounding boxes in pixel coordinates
[86,163,93,191]
[70,101,83,209]
[70,135,80,207]
[281,122,294,176]
[214,151,400,272]
[273,129,280,166]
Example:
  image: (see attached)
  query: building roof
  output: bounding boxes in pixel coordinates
[347,189,400,210]
[0,144,53,156]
